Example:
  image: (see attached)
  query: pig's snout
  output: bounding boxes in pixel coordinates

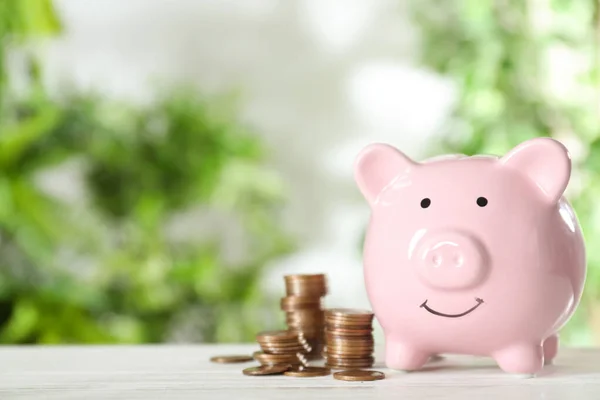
[413,231,488,290]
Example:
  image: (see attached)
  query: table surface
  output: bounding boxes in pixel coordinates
[0,344,599,399]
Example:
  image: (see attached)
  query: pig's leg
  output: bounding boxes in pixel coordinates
[385,337,430,371]
[493,343,544,377]
[542,334,559,365]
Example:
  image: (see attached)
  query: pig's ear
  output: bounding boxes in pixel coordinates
[354,143,416,205]
[500,137,571,203]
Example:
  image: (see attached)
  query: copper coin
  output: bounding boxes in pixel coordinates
[325,320,372,328]
[258,340,308,348]
[326,360,375,368]
[325,340,374,347]
[325,352,373,359]
[259,342,310,349]
[209,355,254,363]
[325,308,373,318]
[287,312,324,318]
[325,346,374,352]
[325,338,372,344]
[325,352,373,358]
[326,315,372,323]
[260,347,308,354]
[326,354,375,362]
[326,324,371,331]
[254,352,305,365]
[324,351,373,359]
[325,328,373,336]
[326,360,374,367]
[284,274,326,281]
[326,337,373,344]
[285,277,327,296]
[281,296,321,306]
[258,339,305,346]
[242,364,292,376]
[333,370,385,381]
[259,344,308,350]
[286,324,323,331]
[326,344,374,351]
[286,288,327,297]
[256,330,299,341]
[259,347,307,354]
[283,366,331,377]
[325,318,372,325]
[325,345,374,353]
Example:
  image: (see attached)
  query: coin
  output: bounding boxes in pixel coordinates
[281,296,322,311]
[326,337,374,345]
[325,308,373,318]
[242,364,292,376]
[333,370,385,381]
[325,344,374,352]
[257,339,306,346]
[283,366,331,377]
[253,352,307,366]
[325,355,374,361]
[281,275,328,358]
[326,359,375,368]
[324,351,373,359]
[210,355,254,363]
[284,274,326,281]
[323,306,375,368]
[325,327,373,336]
[284,274,328,297]
[260,348,307,355]
[256,330,300,341]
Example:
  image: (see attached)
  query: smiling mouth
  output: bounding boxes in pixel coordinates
[420,298,484,318]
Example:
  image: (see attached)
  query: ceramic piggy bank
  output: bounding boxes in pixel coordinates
[354,137,586,376]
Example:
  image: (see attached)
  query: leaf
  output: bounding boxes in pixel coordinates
[6,0,62,37]
[0,104,62,170]
[0,298,38,343]
[584,138,600,173]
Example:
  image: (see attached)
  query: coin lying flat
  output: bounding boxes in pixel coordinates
[243,364,292,376]
[283,366,331,377]
[325,308,372,316]
[333,370,385,381]
[256,330,300,341]
[210,355,254,363]
[253,351,307,366]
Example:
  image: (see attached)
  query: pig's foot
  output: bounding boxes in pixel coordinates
[385,339,430,371]
[543,334,559,365]
[493,343,543,376]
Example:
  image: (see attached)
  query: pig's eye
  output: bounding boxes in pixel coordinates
[477,197,488,207]
[420,198,431,208]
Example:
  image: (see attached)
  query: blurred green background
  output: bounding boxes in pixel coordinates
[0,0,599,345]
[0,0,293,344]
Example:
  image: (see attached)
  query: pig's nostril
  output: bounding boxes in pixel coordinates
[432,254,442,267]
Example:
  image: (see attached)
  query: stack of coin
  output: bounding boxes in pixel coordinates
[282,274,327,358]
[252,330,309,368]
[323,308,375,369]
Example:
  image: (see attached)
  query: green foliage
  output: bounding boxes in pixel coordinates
[0,0,293,343]
[412,0,600,344]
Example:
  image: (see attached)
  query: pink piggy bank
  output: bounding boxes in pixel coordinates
[354,137,586,376]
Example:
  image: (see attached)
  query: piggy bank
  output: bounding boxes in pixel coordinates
[354,137,586,376]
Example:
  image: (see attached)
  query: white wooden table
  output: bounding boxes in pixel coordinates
[0,345,599,399]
